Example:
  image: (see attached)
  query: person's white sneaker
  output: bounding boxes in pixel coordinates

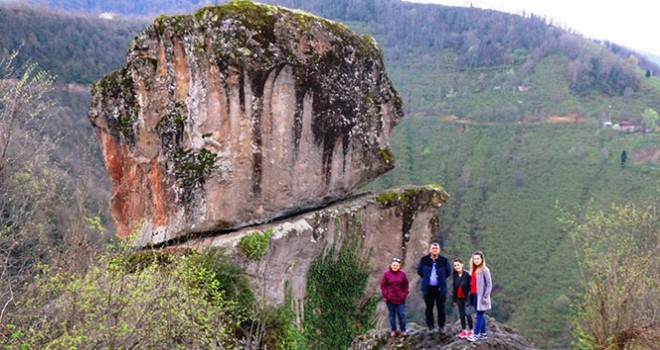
[467,333,479,342]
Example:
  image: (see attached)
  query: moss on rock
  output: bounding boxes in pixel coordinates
[173,149,219,202]
[91,67,139,144]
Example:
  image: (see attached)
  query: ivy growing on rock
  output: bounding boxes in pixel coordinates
[304,218,376,349]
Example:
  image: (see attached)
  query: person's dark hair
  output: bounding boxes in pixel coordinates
[452,258,464,276]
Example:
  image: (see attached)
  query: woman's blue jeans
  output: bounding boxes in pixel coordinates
[386,302,407,332]
[471,293,487,334]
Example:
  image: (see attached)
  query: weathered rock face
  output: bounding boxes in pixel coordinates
[172,185,449,324]
[89,1,403,245]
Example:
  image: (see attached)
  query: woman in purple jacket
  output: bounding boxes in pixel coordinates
[380,257,410,337]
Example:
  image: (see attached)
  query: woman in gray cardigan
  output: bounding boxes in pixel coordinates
[467,251,492,342]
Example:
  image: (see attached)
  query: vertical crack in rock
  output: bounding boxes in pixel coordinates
[293,76,305,159]
[239,73,246,113]
[249,68,271,196]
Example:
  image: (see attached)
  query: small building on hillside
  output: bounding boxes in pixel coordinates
[612,121,636,133]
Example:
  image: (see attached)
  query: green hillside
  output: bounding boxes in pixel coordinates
[364,117,659,345]
[0,4,148,84]
[2,0,659,347]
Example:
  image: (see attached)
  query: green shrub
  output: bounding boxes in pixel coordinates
[238,228,274,260]
[7,248,249,349]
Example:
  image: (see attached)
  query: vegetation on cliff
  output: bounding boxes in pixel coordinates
[304,218,375,349]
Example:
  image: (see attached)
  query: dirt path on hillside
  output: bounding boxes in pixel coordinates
[436,114,659,164]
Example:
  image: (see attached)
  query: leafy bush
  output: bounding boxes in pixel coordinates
[239,228,274,260]
[560,202,660,349]
[238,287,310,350]
[6,248,251,349]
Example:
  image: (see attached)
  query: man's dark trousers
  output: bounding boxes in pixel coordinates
[424,285,446,330]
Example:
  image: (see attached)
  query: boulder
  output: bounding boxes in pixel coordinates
[89,1,403,246]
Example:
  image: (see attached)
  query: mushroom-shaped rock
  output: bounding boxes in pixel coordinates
[89,1,403,246]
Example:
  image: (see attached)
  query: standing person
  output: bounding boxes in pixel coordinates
[452,258,473,339]
[417,242,452,332]
[467,251,492,342]
[381,257,409,337]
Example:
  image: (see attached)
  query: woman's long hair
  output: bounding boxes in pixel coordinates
[470,251,486,273]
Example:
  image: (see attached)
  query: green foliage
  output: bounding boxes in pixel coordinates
[380,148,393,164]
[642,108,658,130]
[274,287,309,350]
[304,228,375,350]
[374,188,421,207]
[110,249,177,273]
[186,247,255,309]
[560,201,660,349]
[374,190,399,205]
[238,228,274,260]
[0,49,65,329]
[240,285,310,350]
[7,248,251,349]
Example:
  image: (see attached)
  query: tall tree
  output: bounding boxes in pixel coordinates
[0,50,60,323]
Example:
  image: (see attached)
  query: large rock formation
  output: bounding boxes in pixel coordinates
[89,0,458,339]
[172,185,449,325]
[89,1,403,246]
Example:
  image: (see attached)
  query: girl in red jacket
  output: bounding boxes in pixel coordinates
[452,258,474,339]
[380,258,409,337]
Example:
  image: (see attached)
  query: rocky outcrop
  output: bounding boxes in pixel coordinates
[88,1,459,342]
[89,1,403,246]
[172,185,448,319]
[350,318,538,350]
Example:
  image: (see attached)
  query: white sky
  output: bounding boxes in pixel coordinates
[404,0,660,56]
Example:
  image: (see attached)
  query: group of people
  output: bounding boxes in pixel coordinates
[379,242,492,342]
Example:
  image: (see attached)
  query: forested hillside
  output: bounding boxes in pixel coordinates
[2,0,659,347]
[0,5,148,83]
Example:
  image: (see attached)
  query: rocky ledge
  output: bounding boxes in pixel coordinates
[350,317,538,350]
